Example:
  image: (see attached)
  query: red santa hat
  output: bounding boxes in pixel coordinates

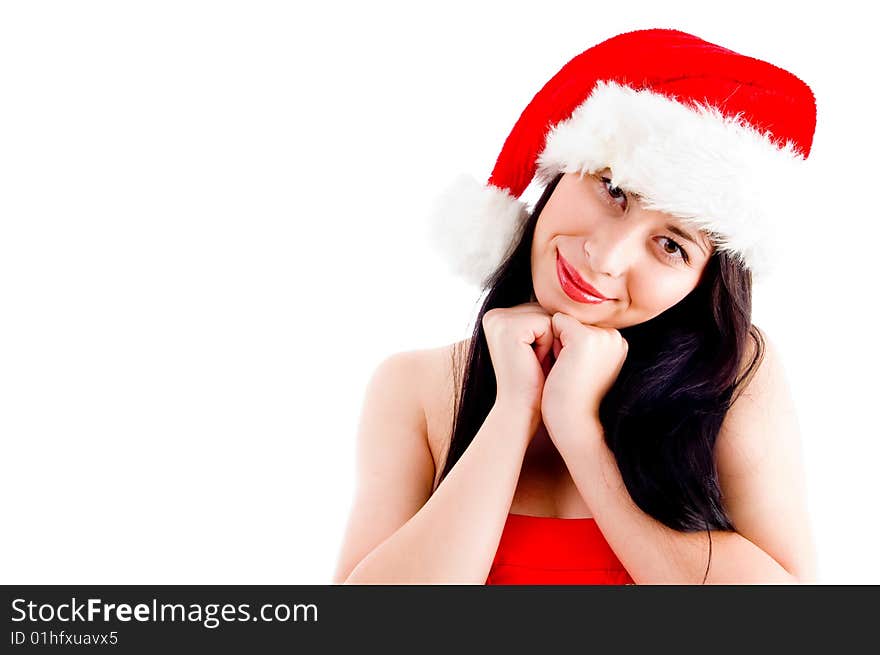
[428,28,817,287]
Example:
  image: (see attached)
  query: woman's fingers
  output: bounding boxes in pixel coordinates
[552,337,562,360]
[531,316,554,368]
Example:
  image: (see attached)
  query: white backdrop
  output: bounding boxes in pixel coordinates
[1,0,876,584]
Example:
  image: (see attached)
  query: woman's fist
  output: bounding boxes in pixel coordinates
[481,302,555,417]
[541,312,628,446]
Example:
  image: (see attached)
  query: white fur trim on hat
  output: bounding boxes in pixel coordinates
[536,80,809,279]
[427,174,529,288]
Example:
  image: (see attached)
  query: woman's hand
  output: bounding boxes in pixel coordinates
[482,302,555,419]
[541,312,628,450]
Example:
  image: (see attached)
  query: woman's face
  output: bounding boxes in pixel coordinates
[531,171,715,329]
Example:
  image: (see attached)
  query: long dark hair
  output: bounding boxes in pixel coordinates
[437,173,764,582]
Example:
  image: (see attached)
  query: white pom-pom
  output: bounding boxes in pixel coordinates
[426,174,530,288]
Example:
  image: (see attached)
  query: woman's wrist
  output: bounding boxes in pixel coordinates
[491,397,542,433]
[546,411,605,456]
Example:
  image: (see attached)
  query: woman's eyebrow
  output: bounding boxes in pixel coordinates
[666,224,709,255]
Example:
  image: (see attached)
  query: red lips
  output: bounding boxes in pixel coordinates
[556,251,612,304]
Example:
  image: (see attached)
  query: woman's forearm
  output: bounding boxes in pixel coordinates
[557,420,804,584]
[343,401,538,584]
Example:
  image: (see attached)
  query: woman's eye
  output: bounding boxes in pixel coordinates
[598,175,690,265]
[600,176,627,210]
[657,236,690,264]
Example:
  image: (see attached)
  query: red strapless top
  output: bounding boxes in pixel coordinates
[486,513,634,585]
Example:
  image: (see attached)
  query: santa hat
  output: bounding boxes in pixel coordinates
[428,28,817,288]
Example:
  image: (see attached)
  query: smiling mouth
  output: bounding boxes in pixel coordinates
[556,251,612,304]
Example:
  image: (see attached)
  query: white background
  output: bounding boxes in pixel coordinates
[1,1,877,584]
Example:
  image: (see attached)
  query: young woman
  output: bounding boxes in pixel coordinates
[332,28,818,585]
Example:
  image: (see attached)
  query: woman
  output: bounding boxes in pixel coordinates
[332,28,817,584]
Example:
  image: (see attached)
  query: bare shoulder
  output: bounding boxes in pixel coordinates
[714,326,816,580]
[731,324,790,413]
[332,342,466,583]
[720,324,792,465]
[369,338,470,476]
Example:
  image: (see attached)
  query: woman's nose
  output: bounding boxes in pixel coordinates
[584,225,642,278]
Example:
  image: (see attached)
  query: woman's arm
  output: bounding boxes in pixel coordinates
[553,335,816,584]
[333,349,539,584]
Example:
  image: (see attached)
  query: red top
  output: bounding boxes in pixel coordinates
[486,513,634,585]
